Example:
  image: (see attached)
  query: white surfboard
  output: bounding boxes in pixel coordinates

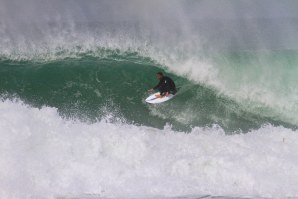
[145,92,175,104]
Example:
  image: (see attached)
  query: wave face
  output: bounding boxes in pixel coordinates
[1,50,292,133]
[1,0,298,198]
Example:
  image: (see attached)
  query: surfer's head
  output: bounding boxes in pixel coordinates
[156,72,164,80]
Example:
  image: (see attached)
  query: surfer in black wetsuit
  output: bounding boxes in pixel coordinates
[148,72,177,98]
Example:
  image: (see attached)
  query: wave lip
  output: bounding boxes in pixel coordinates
[1,100,298,199]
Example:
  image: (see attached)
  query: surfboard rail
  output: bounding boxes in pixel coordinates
[145,92,175,104]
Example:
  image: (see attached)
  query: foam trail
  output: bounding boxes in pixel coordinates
[1,99,298,199]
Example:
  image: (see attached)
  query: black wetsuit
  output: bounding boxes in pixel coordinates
[153,76,177,96]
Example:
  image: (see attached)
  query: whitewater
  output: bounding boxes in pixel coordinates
[1,0,298,199]
[1,100,298,199]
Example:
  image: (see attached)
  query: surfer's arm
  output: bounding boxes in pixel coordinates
[153,81,162,90]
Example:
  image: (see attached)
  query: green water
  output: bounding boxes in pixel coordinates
[1,50,295,133]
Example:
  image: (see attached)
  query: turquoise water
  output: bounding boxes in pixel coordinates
[1,49,297,132]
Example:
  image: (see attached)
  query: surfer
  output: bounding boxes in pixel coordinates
[148,72,177,98]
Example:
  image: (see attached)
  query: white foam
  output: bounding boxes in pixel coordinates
[1,99,298,199]
[162,53,298,126]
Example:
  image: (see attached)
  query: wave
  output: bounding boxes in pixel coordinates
[1,99,298,199]
[1,50,293,133]
[1,6,298,128]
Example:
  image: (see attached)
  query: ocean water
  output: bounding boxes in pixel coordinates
[1,1,298,199]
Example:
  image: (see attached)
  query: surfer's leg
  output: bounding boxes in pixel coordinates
[154,94,162,98]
